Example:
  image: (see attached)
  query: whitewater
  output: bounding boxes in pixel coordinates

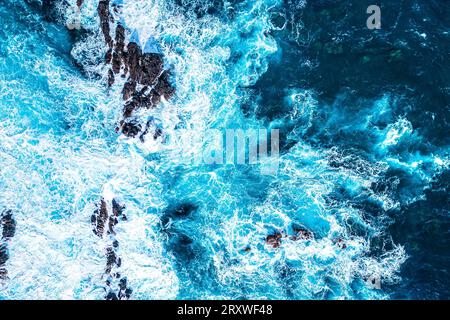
[0,0,449,299]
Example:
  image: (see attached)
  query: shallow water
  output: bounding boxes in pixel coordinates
[0,0,448,299]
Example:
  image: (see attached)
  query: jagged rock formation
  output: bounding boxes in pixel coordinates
[265,225,314,249]
[42,0,58,19]
[97,0,175,139]
[0,210,16,280]
[91,198,132,300]
[266,232,283,248]
[0,244,7,280]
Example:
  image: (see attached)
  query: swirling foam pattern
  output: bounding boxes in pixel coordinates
[0,0,448,299]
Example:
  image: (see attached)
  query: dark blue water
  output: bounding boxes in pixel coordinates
[0,0,448,299]
[257,0,450,299]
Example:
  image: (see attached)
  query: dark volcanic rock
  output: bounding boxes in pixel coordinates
[108,199,125,234]
[122,72,174,119]
[118,277,133,299]
[139,53,164,85]
[153,127,163,140]
[0,244,8,267]
[112,199,126,220]
[105,291,118,300]
[42,0,61,21]
[122,80,137,101]
[0,210,16,280]
[1,210,16,240]
[139,120,165,143]
[98,0,113,47]
[127,41,142,82]
[105,47,113,64]
[92,199,108,237]
[0,243,8,280]
[291,225,313,241]
[112,24,126,74]
[266,232,283,248]
[96,1,176,137]
[121,120,142,138]
[90,198,132,299]
[107,69,115,86]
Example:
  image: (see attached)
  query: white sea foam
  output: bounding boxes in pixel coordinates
[0,0,429,299]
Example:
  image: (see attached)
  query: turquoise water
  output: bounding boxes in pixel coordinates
[0,0,448,299]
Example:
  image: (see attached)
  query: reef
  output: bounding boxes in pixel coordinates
[91,198,132,300]
[0,210,16,280]
[97,0,175,139]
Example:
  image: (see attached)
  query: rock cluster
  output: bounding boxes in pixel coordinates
[0,210,16,280]
[97,0,175,138]
[265,226,314,249]
[91,199,132,300]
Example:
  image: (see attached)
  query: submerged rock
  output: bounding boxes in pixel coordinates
[138,120,165,143]
[265,225,314,248]
[291,225,313,241]
[91,199,108,237]
[109,199,126,234]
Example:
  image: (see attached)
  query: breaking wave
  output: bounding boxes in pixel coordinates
[0,0,448,299]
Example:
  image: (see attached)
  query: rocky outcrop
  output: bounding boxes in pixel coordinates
[42,0,58,20]
[97,1,175,139]
[266,232,283,248]
[265,225,314,249]
[290,226,313,241]
[0,210,16,280]
[1,210,16,240]
[98,0,113,48]
[91,198,132,300]
[161,203,198,227]
[0,244,8,280]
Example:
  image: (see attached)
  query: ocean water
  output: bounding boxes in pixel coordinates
[0,0,448,299]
